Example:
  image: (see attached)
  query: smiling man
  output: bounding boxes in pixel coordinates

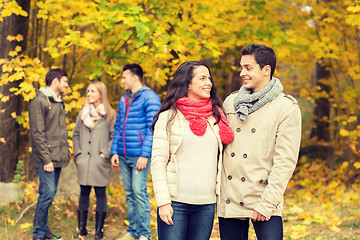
[218,44,302,240]
[29,69,71,240]
[111,64,161,240]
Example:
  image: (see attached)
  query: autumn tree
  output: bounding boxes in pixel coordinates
[0,0,30,182]
[1,0,360,181]
[304,0,360,162]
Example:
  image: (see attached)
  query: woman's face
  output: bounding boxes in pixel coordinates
[87,84,102,107]
[187,66,212,100]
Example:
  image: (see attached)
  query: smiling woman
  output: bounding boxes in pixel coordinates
[86,84,102,108]
[72,81,116,239]
[150,61,234,240]
[187,66,213,100]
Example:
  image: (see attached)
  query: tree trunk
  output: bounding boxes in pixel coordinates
[0,0,30,182]
[310,61,331,141]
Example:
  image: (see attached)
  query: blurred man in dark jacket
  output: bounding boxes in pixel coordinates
[29,69,71,240]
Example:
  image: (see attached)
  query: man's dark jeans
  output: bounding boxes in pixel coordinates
[33,167,61,238]
[219,216,283,240]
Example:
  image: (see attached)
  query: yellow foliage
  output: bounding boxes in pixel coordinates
[340,161,349,171]
[329,225,341,233]
[320,203,334,212]
[7,217,14,226]
[0,0,28,18]
[347,6,360,14]
[288,224,309,239]
[20,222,32,229]
[354,162,360,169]
[0,96,9,103]
[347,116,357,123]
[288,205,304,215]
[6,34,24,42]
[329,216,341,226]
[339,128,350,137]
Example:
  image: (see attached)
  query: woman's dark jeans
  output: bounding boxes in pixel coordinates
[157,201,215,240]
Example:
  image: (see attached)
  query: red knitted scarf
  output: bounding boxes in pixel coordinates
[176,97,234,144]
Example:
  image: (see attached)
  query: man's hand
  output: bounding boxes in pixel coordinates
[44,162,54,172]
[159,203,174,225]
[111,154,119,167]
[252,210,269,222]
[136,156,148,170]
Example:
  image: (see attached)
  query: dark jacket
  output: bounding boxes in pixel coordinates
[29,87,71,168]
[111,86,161,158]
[73,113,115,186]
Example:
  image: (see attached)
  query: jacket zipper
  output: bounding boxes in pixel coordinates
[122,94,139,155]
[138,131,143,146]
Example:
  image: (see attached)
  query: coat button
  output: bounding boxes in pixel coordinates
[243,153,247,158]
[251,128,256,133]
[241,177,246,182]
[259,180,263,184]
[88,152,90,155]
[240,202,244,206]
[89,141,91,144]
[236,128,241,133]
[231,152,235,157]
[228,175,232,180]
[226,199,230,204]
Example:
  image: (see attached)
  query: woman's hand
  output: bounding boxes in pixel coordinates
[159,203,174,225]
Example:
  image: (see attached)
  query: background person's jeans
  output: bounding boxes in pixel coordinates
[119,155,151,239]
[157,201,215,240]
[219,216,283,240]
[33,167,61,238]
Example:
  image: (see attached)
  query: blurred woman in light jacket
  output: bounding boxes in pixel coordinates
[151,61,234,240]
[73,81,116,239]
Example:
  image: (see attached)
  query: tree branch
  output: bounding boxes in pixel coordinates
[14,201,37,225]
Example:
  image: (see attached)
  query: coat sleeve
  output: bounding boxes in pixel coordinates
[72,113,82,158]
[104,117,115,159]
[140,91,161,158]
[29,98,51,165]
[254,101,302,219]
[151,111,172,207]
[111,100,122,156]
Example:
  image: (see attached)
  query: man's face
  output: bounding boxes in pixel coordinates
[121,70,136,92]
[240,54,270,93]
[55,76,69,95]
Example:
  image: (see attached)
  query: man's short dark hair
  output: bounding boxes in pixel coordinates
[45,69,68,86]
[242,44,276,79]
[123,64,144,82]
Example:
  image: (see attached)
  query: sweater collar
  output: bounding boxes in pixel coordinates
[39,87,63,102]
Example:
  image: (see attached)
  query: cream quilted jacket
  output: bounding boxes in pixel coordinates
[151,109,224,207]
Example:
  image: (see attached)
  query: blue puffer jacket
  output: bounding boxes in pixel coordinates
[111,86,161,158]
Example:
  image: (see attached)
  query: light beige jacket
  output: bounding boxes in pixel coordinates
[218,92,301,219]
[151,109,223,207]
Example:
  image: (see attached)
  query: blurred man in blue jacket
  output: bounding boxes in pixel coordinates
[111,64,161,240]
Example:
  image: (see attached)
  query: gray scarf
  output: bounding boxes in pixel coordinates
[233,77,283,121]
